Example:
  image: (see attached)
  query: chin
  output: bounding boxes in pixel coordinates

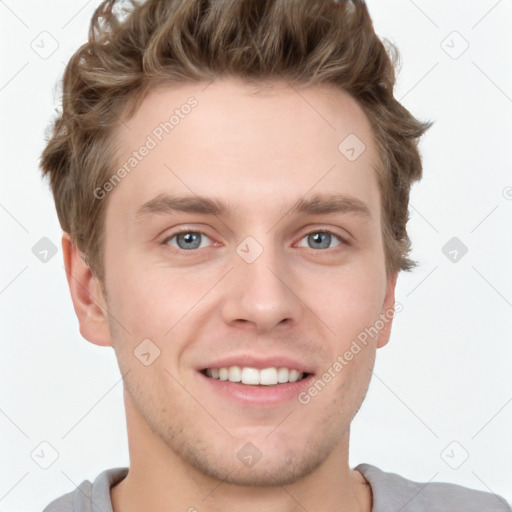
[178,436,333,487]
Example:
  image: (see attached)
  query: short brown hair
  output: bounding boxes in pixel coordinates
[40,0,433,281]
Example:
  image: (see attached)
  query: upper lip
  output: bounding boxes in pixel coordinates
[197,354,314,374]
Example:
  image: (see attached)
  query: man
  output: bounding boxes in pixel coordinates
[40,0,511,510]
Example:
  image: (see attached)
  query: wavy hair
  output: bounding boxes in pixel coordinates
[40,0,433,280]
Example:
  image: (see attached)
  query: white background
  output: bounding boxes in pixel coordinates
[1,0,511,510]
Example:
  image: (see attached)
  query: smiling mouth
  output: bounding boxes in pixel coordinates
[200,366,311,386]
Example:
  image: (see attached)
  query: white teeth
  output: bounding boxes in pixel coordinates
[288,369,300,383]
[277,367,289,383]
[228,365,242,382]
[204,366,305,385]
[259,368,278,386]
[241,367,260,385]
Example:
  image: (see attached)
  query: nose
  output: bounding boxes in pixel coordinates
[220,242,303,334]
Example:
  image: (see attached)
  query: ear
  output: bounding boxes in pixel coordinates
[376,271,398,349]
[62,233,113,347]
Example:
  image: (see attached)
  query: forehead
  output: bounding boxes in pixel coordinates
[108,77,382,224]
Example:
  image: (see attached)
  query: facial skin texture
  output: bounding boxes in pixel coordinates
[63,77,398,512]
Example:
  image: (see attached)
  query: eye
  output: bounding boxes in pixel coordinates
[163,231,213,251]
[161,228,346,254]
[297,230,344,250]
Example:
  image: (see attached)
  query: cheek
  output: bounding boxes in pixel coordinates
[105,252,216,341]
[304,266,385,346]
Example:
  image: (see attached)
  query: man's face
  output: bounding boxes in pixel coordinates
[99,78,396,485]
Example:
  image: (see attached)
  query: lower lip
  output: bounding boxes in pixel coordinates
[197,371,315,407]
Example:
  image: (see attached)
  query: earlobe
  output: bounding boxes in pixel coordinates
[376,271,398,349]
[61,233,113,347]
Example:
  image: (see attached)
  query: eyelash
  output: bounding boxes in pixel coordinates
[161,228,348,255]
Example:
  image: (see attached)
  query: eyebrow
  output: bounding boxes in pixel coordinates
[134,193,372,220]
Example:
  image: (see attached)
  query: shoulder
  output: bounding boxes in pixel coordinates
[356,463,512,512]
[42,467,128,512]
[42,479,92,512]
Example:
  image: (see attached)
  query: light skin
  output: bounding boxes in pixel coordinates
[62,77,398,512]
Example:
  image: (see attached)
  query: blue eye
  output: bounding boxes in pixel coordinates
[162,229,345,255]
[164,231,213,251]
[298,231,343,250]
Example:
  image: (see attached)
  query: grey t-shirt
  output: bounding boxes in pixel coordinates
[43,463,512,511]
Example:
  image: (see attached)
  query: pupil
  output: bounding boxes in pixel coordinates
[179,232,200,249]
[310,232,330,249]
